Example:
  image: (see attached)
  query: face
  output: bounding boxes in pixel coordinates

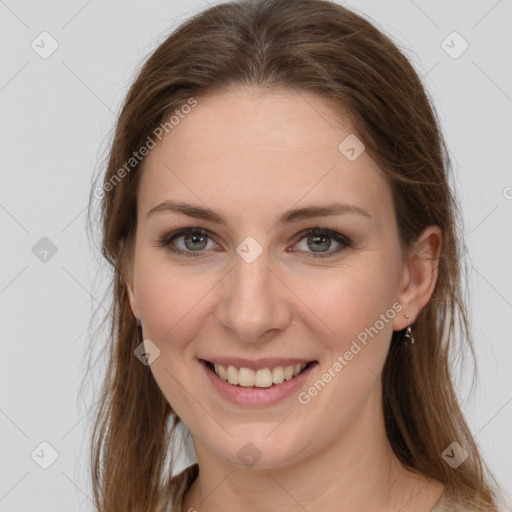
[125,86,436,469]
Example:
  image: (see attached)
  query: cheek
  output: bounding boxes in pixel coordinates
[292,260,396,349]
[291,264,398,431]
[134,258,215,420]
[134,257,212,350]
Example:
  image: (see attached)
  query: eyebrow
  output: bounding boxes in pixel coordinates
[146,200,371,227]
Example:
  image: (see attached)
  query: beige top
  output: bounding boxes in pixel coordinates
[159,463,488,512]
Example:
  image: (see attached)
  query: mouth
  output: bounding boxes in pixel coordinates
[200,359,317,388]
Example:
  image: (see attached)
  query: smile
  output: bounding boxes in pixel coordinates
[204,360,313,387]
[199,359,318,406]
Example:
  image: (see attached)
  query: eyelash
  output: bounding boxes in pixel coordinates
[156,225,352,259]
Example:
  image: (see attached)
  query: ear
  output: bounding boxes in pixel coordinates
[392,225,442,331]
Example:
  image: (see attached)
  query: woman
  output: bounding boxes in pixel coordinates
[87,0,504,510]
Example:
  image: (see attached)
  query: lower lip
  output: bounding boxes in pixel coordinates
[200,359,318,406]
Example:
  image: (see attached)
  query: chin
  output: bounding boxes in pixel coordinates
[213,430,308,470]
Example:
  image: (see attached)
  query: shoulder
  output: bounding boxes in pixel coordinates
[156,463,199,512]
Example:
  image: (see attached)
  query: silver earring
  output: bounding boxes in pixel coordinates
[403,314,415,345]
[404,325,415,345]
[136,318,142,328]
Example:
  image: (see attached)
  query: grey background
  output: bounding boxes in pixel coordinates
[1,0,511,510]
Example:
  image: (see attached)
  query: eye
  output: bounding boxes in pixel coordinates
[290,227,351,258]
[157,228,218,258]
[156,226,352,258]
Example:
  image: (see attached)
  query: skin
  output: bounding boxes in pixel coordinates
[124,86,444,512]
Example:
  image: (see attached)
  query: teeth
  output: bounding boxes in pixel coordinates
[255,368,273,388]
[284,365,294,381]
[227,365,239,385]
[271,366,284,384]
[239,367,255,386]
[212,362,308,387]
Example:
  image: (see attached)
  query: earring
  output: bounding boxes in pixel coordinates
[404,325,415,345]
[136,318,142,328]
[403,314,415,345]
[404,325,415,344]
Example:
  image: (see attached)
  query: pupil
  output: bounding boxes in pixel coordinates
[185,233,207,250]
[309,234,330,252]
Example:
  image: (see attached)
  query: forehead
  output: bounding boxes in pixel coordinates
[138,87,393,226]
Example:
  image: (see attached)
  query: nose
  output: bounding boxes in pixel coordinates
[215,247,292,344]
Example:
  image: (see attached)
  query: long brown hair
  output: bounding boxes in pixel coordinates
[85,0,504,510]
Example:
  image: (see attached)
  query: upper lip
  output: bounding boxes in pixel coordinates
[200,357,316,371]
